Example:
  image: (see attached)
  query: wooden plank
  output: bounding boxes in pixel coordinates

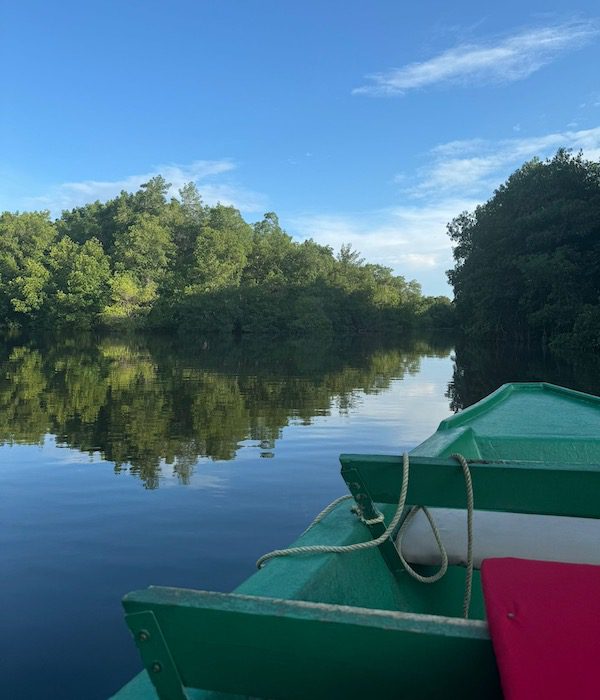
[343,466,407,580]
[340,454,600,518]
[123,588,500,700]
[124,611,188,700]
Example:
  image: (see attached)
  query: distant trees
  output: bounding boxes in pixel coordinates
[447,150,600,349]
[0,179,452,335]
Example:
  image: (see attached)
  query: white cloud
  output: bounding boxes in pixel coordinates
[412,125,600,196]
[354,20,599,96]
[430,138,487,157]
[289,196,478,295]
[289,124,600,296]
[22,160,268,216]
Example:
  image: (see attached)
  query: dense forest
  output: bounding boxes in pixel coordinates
[0,178,451,336]
[448,149,600,350]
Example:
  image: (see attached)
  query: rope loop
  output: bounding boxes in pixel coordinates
[394,505,449,583]
[300,494,354,535]
[256,453,412,570]
[350,503,385,526]
[256,452,475,619]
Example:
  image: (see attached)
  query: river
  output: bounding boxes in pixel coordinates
[1,331,598,698]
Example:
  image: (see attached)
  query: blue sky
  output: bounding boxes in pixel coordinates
[2,1,600,295]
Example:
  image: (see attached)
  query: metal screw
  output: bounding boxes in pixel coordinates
[138,630,150,642]
[151,662,162,674]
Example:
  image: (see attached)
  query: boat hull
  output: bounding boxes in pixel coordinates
[112,383,600,698]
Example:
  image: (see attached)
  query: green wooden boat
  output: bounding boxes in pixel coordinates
[111,382,600,699]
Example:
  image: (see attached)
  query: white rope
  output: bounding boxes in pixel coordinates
[256,452,413,569]
[256,452,475,619]
[360,513,386,526]
[450,452,474,618]
[300,494,354,535]
[394,505,448,583]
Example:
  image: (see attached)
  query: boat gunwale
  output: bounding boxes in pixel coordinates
[123,586,491,639]
[436,382,600,432]
[341,452,600,474]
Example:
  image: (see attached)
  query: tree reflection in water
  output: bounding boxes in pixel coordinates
[0,332,453,488]
[447,337,600,412]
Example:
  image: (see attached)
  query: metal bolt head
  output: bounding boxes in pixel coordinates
[151,662,162,674]
[138,630,150,642]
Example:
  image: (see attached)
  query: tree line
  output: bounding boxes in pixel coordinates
[447,149,600,350]
[0,178,452,335]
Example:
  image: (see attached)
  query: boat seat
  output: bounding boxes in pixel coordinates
[482,557,600,699]
[120,587,499,699]
[398,509,600,569]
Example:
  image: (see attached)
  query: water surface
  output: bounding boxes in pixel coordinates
[1,332,598,698]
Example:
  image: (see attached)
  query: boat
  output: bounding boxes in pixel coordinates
[111,382,600,699]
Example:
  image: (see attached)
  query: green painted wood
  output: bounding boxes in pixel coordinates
[413,382,600,461]
[238,499,488,619]
[113,382,600,698]
[109,671,241,700]
[343,466,407,580]
[236,501,422,614]
[437,382,600,434]
[122,588,501,699]
[109,672,160,700]
[124,611,188,700]
[340,454,600,518]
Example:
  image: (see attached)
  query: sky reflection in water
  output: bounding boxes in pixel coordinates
[4,332,599,698]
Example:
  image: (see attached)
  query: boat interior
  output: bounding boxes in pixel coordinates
[114,383,600,699]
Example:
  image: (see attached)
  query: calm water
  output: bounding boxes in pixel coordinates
[1,332,599,699]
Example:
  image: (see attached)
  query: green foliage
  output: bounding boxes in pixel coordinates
[46,237,111,327]
[102,273,158,326]
[113,214,174,285]
[56,201,108,247]
[191,220,251,292]
[418,296,455,328]
[1,178,449,335]
[0,211,56,319]
[11,259,51,315]
[447,150,600,347]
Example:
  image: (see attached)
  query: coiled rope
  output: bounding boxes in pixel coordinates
[256,452,474,618]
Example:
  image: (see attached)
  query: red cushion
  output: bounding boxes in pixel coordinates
[481,557,600,699]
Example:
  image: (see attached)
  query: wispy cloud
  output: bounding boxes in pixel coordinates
[290,124,600,295]
[354,20,599,96]
[22,160,268,216]
[290,196,478,294]
[412,125,600,196]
